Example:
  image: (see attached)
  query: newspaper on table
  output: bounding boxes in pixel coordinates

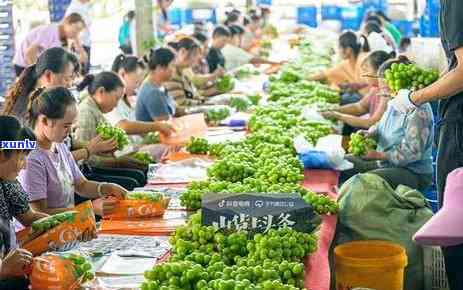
[77,235,171,259]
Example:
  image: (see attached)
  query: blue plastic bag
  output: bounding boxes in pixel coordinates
[299,151,333,169]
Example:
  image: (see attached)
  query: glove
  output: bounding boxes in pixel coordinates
[389,89,417,113]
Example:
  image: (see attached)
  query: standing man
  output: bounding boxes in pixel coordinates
[389,1,463,289]
[65,0,92,74]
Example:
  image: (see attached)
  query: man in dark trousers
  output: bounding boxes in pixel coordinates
[389,1,463,289]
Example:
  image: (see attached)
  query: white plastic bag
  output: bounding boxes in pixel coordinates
[294,134,353,171]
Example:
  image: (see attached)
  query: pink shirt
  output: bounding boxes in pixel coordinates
[13,24,62,67]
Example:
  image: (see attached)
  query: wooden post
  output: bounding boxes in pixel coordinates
[134,0,154,57]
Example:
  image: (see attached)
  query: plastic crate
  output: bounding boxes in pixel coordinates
[423,246,449,290]
[392,20,414,37]
[321,5,341,20]
[184,8,217,24]
[296,6,317,28]
[420,17,439,37]
[48,0,72,22]
[168,8,183,26]
[341,5,363,30]
[257,0,272,5]
[363,0,387,11]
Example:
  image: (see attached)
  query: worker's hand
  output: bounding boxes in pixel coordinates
[389,89,417,114]
[87,135,118,155]
[0,249,33,277]
[100,183,128,200]
[92,197,119,217]
[153,122,176,137]
[321,111,337,119]
[214,67,226,79]
[363,150,387,161]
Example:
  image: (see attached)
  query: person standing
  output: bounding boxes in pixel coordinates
[389,1,463,288]
[12,13,87,77]
[118,11,135,55]
[65,0,93,74]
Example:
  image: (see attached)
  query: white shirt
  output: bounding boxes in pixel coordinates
[222,44,254,71]
[65,0,92,47]
[105,99,142,144]
[367,32,393,54]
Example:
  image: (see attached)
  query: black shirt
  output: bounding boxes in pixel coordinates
[206,47,225,73]
[438,0,463,119]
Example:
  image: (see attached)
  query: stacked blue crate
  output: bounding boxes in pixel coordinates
[168,8,183,30]
[184,8,217,25]
[0,0,14,99]
[363,0,387,12]
[341,5,364,31]
[420,0,440,37]
[392,20,414,37]
[296,6,317,28]
[321,5,341,21]
[256,0,272,5]
[48,0,72,22]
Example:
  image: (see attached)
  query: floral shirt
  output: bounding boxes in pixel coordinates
[0,180,30,256]
[371,103,434,175]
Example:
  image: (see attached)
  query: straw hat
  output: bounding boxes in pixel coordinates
[414,168,463,246]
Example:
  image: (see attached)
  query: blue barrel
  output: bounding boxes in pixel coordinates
[296,6,317,27]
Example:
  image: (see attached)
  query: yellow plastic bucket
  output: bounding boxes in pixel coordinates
[334,240,408,290]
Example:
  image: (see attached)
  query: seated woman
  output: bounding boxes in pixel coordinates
[340,56,434,192]
[106,54,175,161]
[164,37,206,116]
[323,51,394,133]
[309,31,370,102]
[18,87,126,217]
[136,48,177,122]
[74,71,149,189]
[2,47,116,164]
[0,116,49,290]
[187,32,225,97]
[222,25,281,71]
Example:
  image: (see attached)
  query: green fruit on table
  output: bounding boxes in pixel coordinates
[127,191,164,202]
[216,75,235,93]
[186,137,209,155]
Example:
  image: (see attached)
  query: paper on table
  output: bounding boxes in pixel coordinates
[96,275,145,289]
[97,253,156,275]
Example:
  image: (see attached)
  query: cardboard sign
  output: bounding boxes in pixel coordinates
[202,192,320,234]
[104,198,170,220]
[17,201,97,256]
[159,113,208,146]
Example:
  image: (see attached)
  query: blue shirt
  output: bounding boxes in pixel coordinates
[135,81,176,122]
[372,103,434,175]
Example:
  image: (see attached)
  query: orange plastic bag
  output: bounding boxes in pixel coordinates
[30,255,81,290]
[17,201,97,256]
[104,198,170,220]
[160,113,207,146]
